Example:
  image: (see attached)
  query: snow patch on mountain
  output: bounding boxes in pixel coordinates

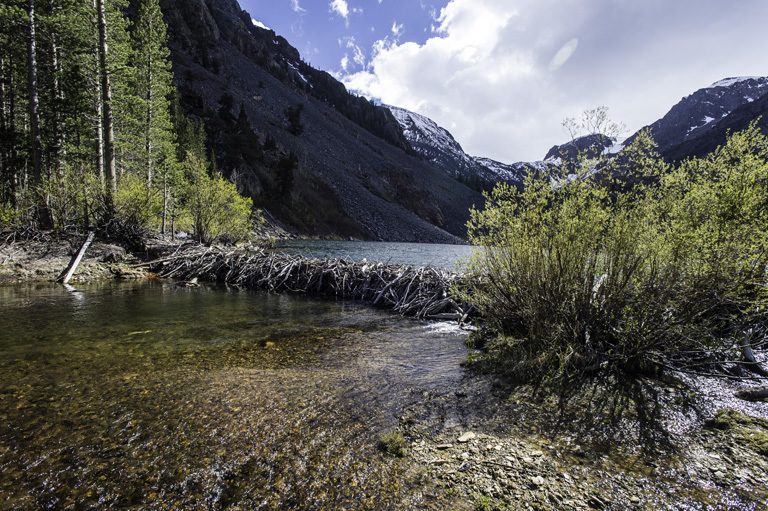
[708,77,767,89]
[251,19,270,31]
[386,105,471,165]
[386,104,533,185]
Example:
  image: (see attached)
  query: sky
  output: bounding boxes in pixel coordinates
[239,0,768,163]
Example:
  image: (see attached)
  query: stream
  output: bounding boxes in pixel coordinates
[2,273,767,510]
[0,280,470,510]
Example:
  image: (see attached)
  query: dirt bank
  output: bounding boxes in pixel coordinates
[0,232,154,284]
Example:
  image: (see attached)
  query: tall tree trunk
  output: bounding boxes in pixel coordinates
[93,0,104,192]
[51,36,65,177]
[145,50,153,190]
[26,0,43,189]
[0,56,8,203]
[5,55,18,204]
[97,0,116,216]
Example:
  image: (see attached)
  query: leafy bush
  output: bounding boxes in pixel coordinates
[460,125,768,380]
[183,153,255,244]
[377,430,406,457]
[113,173,163,240]
[0,201,16,229]
[42,164,102,231]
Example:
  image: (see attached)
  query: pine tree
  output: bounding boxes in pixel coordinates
[128,0,175,190]
[97,0,117,215]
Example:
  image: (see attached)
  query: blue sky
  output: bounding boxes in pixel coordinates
[239,0,768,163]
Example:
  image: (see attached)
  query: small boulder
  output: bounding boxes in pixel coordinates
[458,432,476,443]
[100,245,126,263]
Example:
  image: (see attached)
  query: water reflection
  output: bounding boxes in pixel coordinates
[0,281,469,510]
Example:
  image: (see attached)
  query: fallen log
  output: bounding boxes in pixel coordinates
[739,329,768,377]
[735,386,768,401]
[57,231,95,284]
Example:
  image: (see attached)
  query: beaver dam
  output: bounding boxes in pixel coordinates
[142,245,473,321]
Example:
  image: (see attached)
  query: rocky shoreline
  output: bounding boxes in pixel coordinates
[389,374,768,511]
[0,233,149,284]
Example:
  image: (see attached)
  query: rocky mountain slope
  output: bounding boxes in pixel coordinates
[386,105,542,189]
[158,0,483,242]
[659,79,768,162]
[628,76,768,160]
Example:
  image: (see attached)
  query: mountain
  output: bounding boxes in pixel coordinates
[385,105,541,189]
[543,134,619,163]
[626,76,768,160]
[157,0,483,242]
[660,80,768,162]
[387,75,768,193]
[532,76,768,170]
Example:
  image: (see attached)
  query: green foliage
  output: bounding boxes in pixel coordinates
[114,173,162,238]
[284,103,304,136]
[377,430,406,457]
[0,202,16,229]
[183,153,254,244]
[461,124,768,380]
[276,150,297,198]
[42,162,102,231]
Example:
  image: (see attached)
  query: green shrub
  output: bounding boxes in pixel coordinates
[460,125,768,379]
[42,164,102,231]
[0,201,15,229]
[377,430,406,457]
[183,153,255,244]
[114,173,163,239]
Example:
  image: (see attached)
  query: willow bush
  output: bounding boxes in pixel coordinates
[460,126,768,380]
[184,153,255,245]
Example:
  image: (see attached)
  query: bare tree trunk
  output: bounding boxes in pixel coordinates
[145,56,153,190]
[92,0,104,192]
[0,56,8,203]
[97,0,117,217]
[161,164,167,236]
[26,0,43,189]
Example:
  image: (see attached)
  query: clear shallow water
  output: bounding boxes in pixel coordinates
[272,240,476,271]
[0,280,470,510]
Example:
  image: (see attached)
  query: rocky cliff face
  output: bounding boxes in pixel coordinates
[158,0,482,242]
[625,77,768,158]
[659,79,768,162]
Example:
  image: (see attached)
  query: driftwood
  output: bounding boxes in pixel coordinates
[739,329,768,377]
[735,386,768,401]
[147,246,471,321]
[57,231,95,284]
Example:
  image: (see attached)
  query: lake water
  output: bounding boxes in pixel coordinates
[272,240,476,271]
[0,280,470,510]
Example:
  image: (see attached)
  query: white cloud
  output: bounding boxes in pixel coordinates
[391,21,403,39]
[338,36,366,71]
[290,0,305,14]
[342,0,768,163]
[330,0,349,19]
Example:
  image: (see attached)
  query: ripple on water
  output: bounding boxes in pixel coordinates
[0,281,469,510]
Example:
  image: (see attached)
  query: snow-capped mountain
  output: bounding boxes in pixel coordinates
[385,105,535,187]
[387,76,768,194]
[626,76,768,156]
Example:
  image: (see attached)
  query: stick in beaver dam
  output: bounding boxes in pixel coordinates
[57,231,95,284]
[144,246,470,321]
